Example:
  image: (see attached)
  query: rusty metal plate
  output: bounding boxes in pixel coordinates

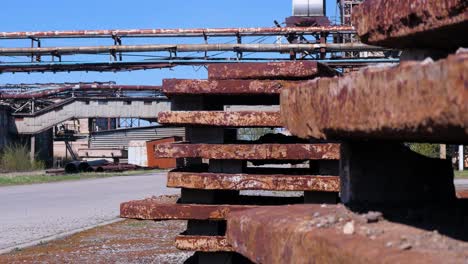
[162,79,293,95]
[154,143,340,160]
[457,190,468,199]
[120,199,255,220]
[158,111,282,127]
[167,170,339,192]
[226,205,462,264]
[281,51,468,143]
[208,61,337,80]
[353,0,468,49]
[175,235,232,252]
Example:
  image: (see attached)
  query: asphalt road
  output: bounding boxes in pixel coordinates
[0,174,466,253]
[0,172,177,251]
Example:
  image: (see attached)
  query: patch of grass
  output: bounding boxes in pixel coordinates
[0,169,163,187]
[0,144,44,172]
[455,170,468,179]
[408,143,440,158]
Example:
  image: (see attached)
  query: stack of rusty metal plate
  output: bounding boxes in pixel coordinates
[121,61,343,263]
[225,0,468,263]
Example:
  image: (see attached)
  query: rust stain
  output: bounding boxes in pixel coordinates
[457,190,468,199]
[162,79,293,95]
[154,143,341,160]
[226,204,465,264]
[281,51,468,143]
[353,0,468,49]
[175,236,232,252]
[120,199,256,220]
[158,111,282,127]
[208,61,337,80]
[167,170,339,192]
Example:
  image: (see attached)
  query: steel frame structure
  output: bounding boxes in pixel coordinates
[0,25,397,73]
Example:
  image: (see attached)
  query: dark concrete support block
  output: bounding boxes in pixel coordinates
[185,252,253,264]
[340,142,456,206]
[197,252,233,264]
[209,160,245,173]
[185,220,226,236]
[180,189,240,205]
[304,191,339,204]
[187,128,225,144]
[309,160,339,175]
[171,96,205,111]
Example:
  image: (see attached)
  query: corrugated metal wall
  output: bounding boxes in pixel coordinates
[90,126,185,150]
[0,105,11,151]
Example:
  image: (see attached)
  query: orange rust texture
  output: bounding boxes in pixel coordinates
[457,190,468,199]
[226,205,463,264]
[167,170,340,192]
[208,61,337,80]
[353,0,468,49]
[120,199,256,220]
[162,79,293,95]
[154,143,341,160]
[146,137,182,169]
[281,51,468,143]
[175,235,232,252]
[158,111,282,127]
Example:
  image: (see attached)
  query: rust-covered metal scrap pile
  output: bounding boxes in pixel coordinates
[121,0,468,263]
[121,61,345,263]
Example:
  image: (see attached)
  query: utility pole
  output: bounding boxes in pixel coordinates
[440,144,446,159]
[459,145,464,171]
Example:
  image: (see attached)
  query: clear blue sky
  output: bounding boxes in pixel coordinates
[0,0,340,85]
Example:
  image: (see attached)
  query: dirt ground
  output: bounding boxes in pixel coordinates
[2,188,467,264]
[0,219,193,264]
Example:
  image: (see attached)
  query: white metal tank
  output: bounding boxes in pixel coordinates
[292,0,326,17]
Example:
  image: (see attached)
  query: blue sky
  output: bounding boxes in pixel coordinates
[0,0,340,85]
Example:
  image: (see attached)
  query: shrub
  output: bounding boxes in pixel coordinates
[0,144,44,172]
[408,143,440,158]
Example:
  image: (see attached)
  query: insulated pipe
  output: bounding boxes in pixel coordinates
[0,58,400,73]
[65,161,82,174]
[0,43,388,56]
[0,26,355,39]
[0,84,162,99]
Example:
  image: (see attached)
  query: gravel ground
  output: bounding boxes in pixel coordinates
[0,172,178,251]
[0,219,193,264]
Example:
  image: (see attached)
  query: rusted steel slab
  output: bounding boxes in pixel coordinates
[457,190,468,199]
[208,61,338,80]
[154,143,340,160]
[158,111,282,127]
[167,170,339,192]
[281,51,468,143]
[162,79,294,95]
[226,205,466,264]
[175,236,232,252]
[353,0,468,49]
[120,199,255,220]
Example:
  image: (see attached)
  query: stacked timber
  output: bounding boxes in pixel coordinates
[121,61,341,263]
